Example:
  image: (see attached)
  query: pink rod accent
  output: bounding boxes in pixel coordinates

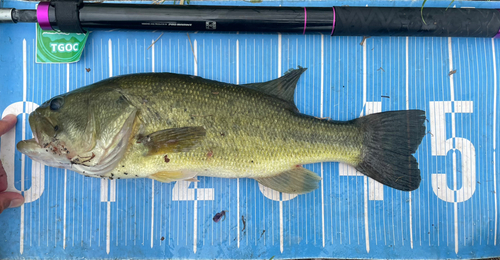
[331,7,336,36]
[37,2,52,30]
[303,7,307,35]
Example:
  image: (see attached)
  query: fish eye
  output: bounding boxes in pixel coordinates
[49,97,64,111]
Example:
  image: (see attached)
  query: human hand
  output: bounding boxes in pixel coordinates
[0,115,24,214]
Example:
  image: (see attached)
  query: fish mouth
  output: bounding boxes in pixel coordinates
[16,138,42,156]
[18,112,74,169]
[17,138,72,169]
[29,112,56,148]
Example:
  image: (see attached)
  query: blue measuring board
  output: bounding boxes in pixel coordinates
[0,1,499,259]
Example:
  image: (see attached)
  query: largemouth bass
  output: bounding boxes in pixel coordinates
[17,68,426,194]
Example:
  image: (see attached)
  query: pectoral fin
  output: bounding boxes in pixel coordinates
[139,126,206,156]
[254,167,321,194]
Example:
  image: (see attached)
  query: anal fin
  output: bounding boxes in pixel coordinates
[254,167,321,194]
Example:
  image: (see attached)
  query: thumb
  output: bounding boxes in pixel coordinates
[0,192,24,214]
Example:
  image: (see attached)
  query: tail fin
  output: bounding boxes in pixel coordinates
[354,110,426,191]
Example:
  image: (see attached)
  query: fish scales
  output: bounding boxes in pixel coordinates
[112,73,363,179]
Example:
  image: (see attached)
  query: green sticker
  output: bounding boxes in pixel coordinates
[36,24,89,63]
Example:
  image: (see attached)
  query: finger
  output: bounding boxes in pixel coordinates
[0,114,17,136]
[0,160,6,192]
[0,192,24,214]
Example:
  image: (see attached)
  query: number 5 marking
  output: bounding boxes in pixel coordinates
[429,101,476,203]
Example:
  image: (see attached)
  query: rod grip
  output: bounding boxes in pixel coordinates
[12,9,37,23]
[333,7,500,37]
[50,0,85,33]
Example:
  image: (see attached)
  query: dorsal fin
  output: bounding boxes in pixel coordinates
[241,67,307,112]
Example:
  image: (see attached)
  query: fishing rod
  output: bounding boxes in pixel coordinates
[1,0,500,37]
